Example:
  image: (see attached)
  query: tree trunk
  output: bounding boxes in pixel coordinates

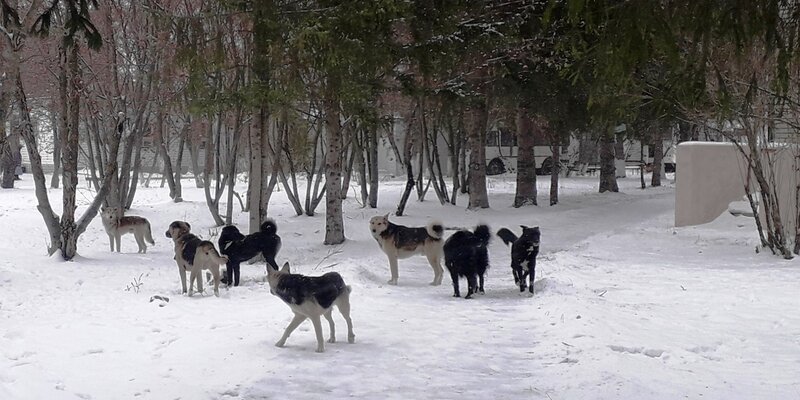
[124,133,144,209]
[459,131,468,194]
[550,142,560,206]
[599,131,619,193]
[0,135,15,189]
[323,91,345,245]
[203,116,225,226]
[354,128,369,207]
[367,125,379,208]
[173,133,185,202]
[248,108,266,233]
[513,106,537,207]
[189,142,205,189]
[50,112,62,188]
[795,158,800,255]
[448,120,461,205]
[396,159,415,216]
[0,68,12,189]
[59,43,82,260]
[155,109,178,200]
[467,100,489,209]
[651,128,663,187]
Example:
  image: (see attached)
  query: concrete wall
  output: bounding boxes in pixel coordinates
[675,142,798,245]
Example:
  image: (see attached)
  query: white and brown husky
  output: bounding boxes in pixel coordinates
[100,206,155,254]
[266,262,355,353]
[369,214,444,286]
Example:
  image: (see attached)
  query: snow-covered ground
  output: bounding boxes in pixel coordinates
[1,173,798,400]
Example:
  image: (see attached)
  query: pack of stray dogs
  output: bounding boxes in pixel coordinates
[103,207,540,353]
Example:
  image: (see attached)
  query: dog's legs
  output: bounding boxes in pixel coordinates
[309,315,325,353]
[427,252,443,286]
[187,268,196,296]
[210,266,220,297]
[465,273,477,299]
[135,233,146,254]
[478,273,485,294]
[178,264,188,294]
[324,309,336,343]
[107,233,115,252]
[529,259,536,294]
[196,268,204,295]
[387,253,399,285]
[232,264,241,287]
[114,234,121,253]
[512,264,521,285]
[518,268,528,293]
[449,269,461,297]
[276,313,306,348]
[336,293,356,344]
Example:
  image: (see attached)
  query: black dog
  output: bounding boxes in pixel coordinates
[497,225,540,294]
[443,224,491,299]
[218,219,282,287]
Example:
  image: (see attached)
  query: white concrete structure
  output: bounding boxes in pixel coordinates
[675,142,799,246]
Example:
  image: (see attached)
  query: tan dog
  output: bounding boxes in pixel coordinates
[165,221,228,297]
[100,206,154,253]
[266,262,355,353]
[368,214,444,286]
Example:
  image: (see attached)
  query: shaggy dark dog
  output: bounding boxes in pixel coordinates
[218,219,282,287]
[497,225,540,294]
[443,224,491,299]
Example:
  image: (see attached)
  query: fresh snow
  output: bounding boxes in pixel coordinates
[1,174,798,399]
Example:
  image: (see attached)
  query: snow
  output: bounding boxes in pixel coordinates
[1,174,799,399]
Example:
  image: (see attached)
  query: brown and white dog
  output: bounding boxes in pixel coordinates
[368,214,444,286]
[100,206,154,253]
[165,221,228,297]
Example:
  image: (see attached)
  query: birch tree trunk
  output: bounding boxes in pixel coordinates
[323,91,345,244]
[50,110,61,188]
[248,108,266,233]
[59,43,82,259]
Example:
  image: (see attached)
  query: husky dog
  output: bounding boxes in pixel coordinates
[218,219,282,287]
[497,226,541,294]
[443,224,491,299]
[165,221,229,297]
[100,206,155,253]
[266,262,355,353]
[369,214,445,286]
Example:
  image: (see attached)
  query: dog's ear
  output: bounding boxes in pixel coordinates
[383,213,389,220]
[520,225,529,230]
[281,261,291,273]
[185,222,191,231]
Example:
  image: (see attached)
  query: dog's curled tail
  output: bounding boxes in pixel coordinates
[426,221,444,239]
[260,218,278,235]
[474,224,492,247]
[496,228,518,246]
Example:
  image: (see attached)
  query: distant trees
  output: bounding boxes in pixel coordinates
[8,0,799,259]
[1,0,115,260]
[558,0,800,257]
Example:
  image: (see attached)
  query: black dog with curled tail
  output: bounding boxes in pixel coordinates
[497,226,540,294]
